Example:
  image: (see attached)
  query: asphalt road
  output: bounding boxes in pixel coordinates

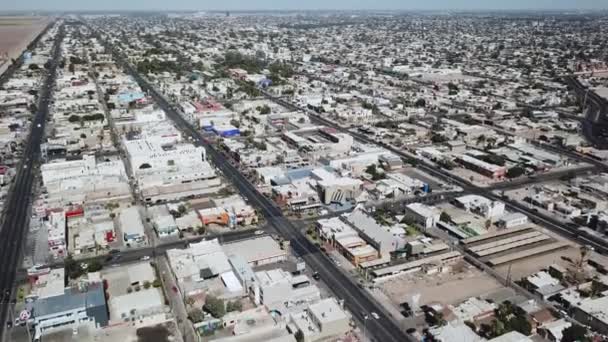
[86,23,414,342]
[41,228,266,270]
[0,23,64,340]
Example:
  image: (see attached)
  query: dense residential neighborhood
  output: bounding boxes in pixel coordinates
[0,6,608,342]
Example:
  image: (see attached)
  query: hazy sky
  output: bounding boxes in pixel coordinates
[7,0,608,11]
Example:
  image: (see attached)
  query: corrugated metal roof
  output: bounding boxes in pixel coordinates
[33,282,106,318]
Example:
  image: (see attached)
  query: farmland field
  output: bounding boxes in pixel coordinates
[0,16,50,74]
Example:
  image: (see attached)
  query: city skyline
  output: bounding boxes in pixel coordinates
[5,0,608,11]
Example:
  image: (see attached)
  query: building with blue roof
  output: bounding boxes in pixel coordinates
[117,91,145,104]
[31,282,108,340]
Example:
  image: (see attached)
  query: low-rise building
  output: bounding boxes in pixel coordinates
[290,298,350,342]
[223,236,287,267]
[456,154,506,180]
[109,288,166,321]
[147,204,179,236]
[405,203,441,230]
[119,206,146,244]
[31,282,108,340]
[497,213,529,229]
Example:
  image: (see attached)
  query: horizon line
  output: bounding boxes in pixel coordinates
[2,8,608,13]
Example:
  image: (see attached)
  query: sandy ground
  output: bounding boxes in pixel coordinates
[0,16,50,74]
[380,265,504,307]
[494,246,581,281]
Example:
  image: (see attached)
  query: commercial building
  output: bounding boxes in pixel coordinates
[223,236,287,267]
[456,154,506,180]
[167,239,232,295]
[316,217,381,266]
[109,288,166,320]
[40,155,130,206]
[31,282,109,340]
[405,203,441,230]
[370,251,463,281]
[124,138,221,203]
[454,195,506,221]
[344,209,398,258]
[255,269,321,313]
[497,213,529,229]
[46,209,67,258]
[219,306,293,341]
[290,298,350,342]
[119,206,146,244]
[569,293,608,335]
[311,168,363,205]
[197,196,258,227]
[147,204,179,236]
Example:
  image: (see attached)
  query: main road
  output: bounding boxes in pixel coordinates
[87,23,414,342]
[0,22,64,340]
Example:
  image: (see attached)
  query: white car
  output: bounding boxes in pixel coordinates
[141,256,151,261]
[371,312,380,319]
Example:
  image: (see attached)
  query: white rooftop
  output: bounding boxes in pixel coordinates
[223,236,286,265]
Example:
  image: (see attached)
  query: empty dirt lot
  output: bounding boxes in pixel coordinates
[0,16,49,72]
[379,263,505,307]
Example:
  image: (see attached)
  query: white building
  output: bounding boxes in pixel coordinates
[497,213,529,229]
[223,236,287,267]
[47,210,66,258]
[147,204,179,236]
[119,206,146,244]
[290,298,350,342]
[405,203,441,230]
[311,168,363,204]
[109,288,166,320]
[124,137,221,202]
[254,269,321,313]
[455,195,506,221]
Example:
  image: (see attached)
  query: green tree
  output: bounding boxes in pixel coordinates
[294,330,305,342]
[440,212,452,223]
[226,300,243,312]
[507,314,531,336]
[259,105,271,114]
[65,256,85,279]
[88,259,103,272]
[365,164,385,181]
[506,166,526,179]
[204,295,225,318]
[561,324,589,342]
[188,308,205,323]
